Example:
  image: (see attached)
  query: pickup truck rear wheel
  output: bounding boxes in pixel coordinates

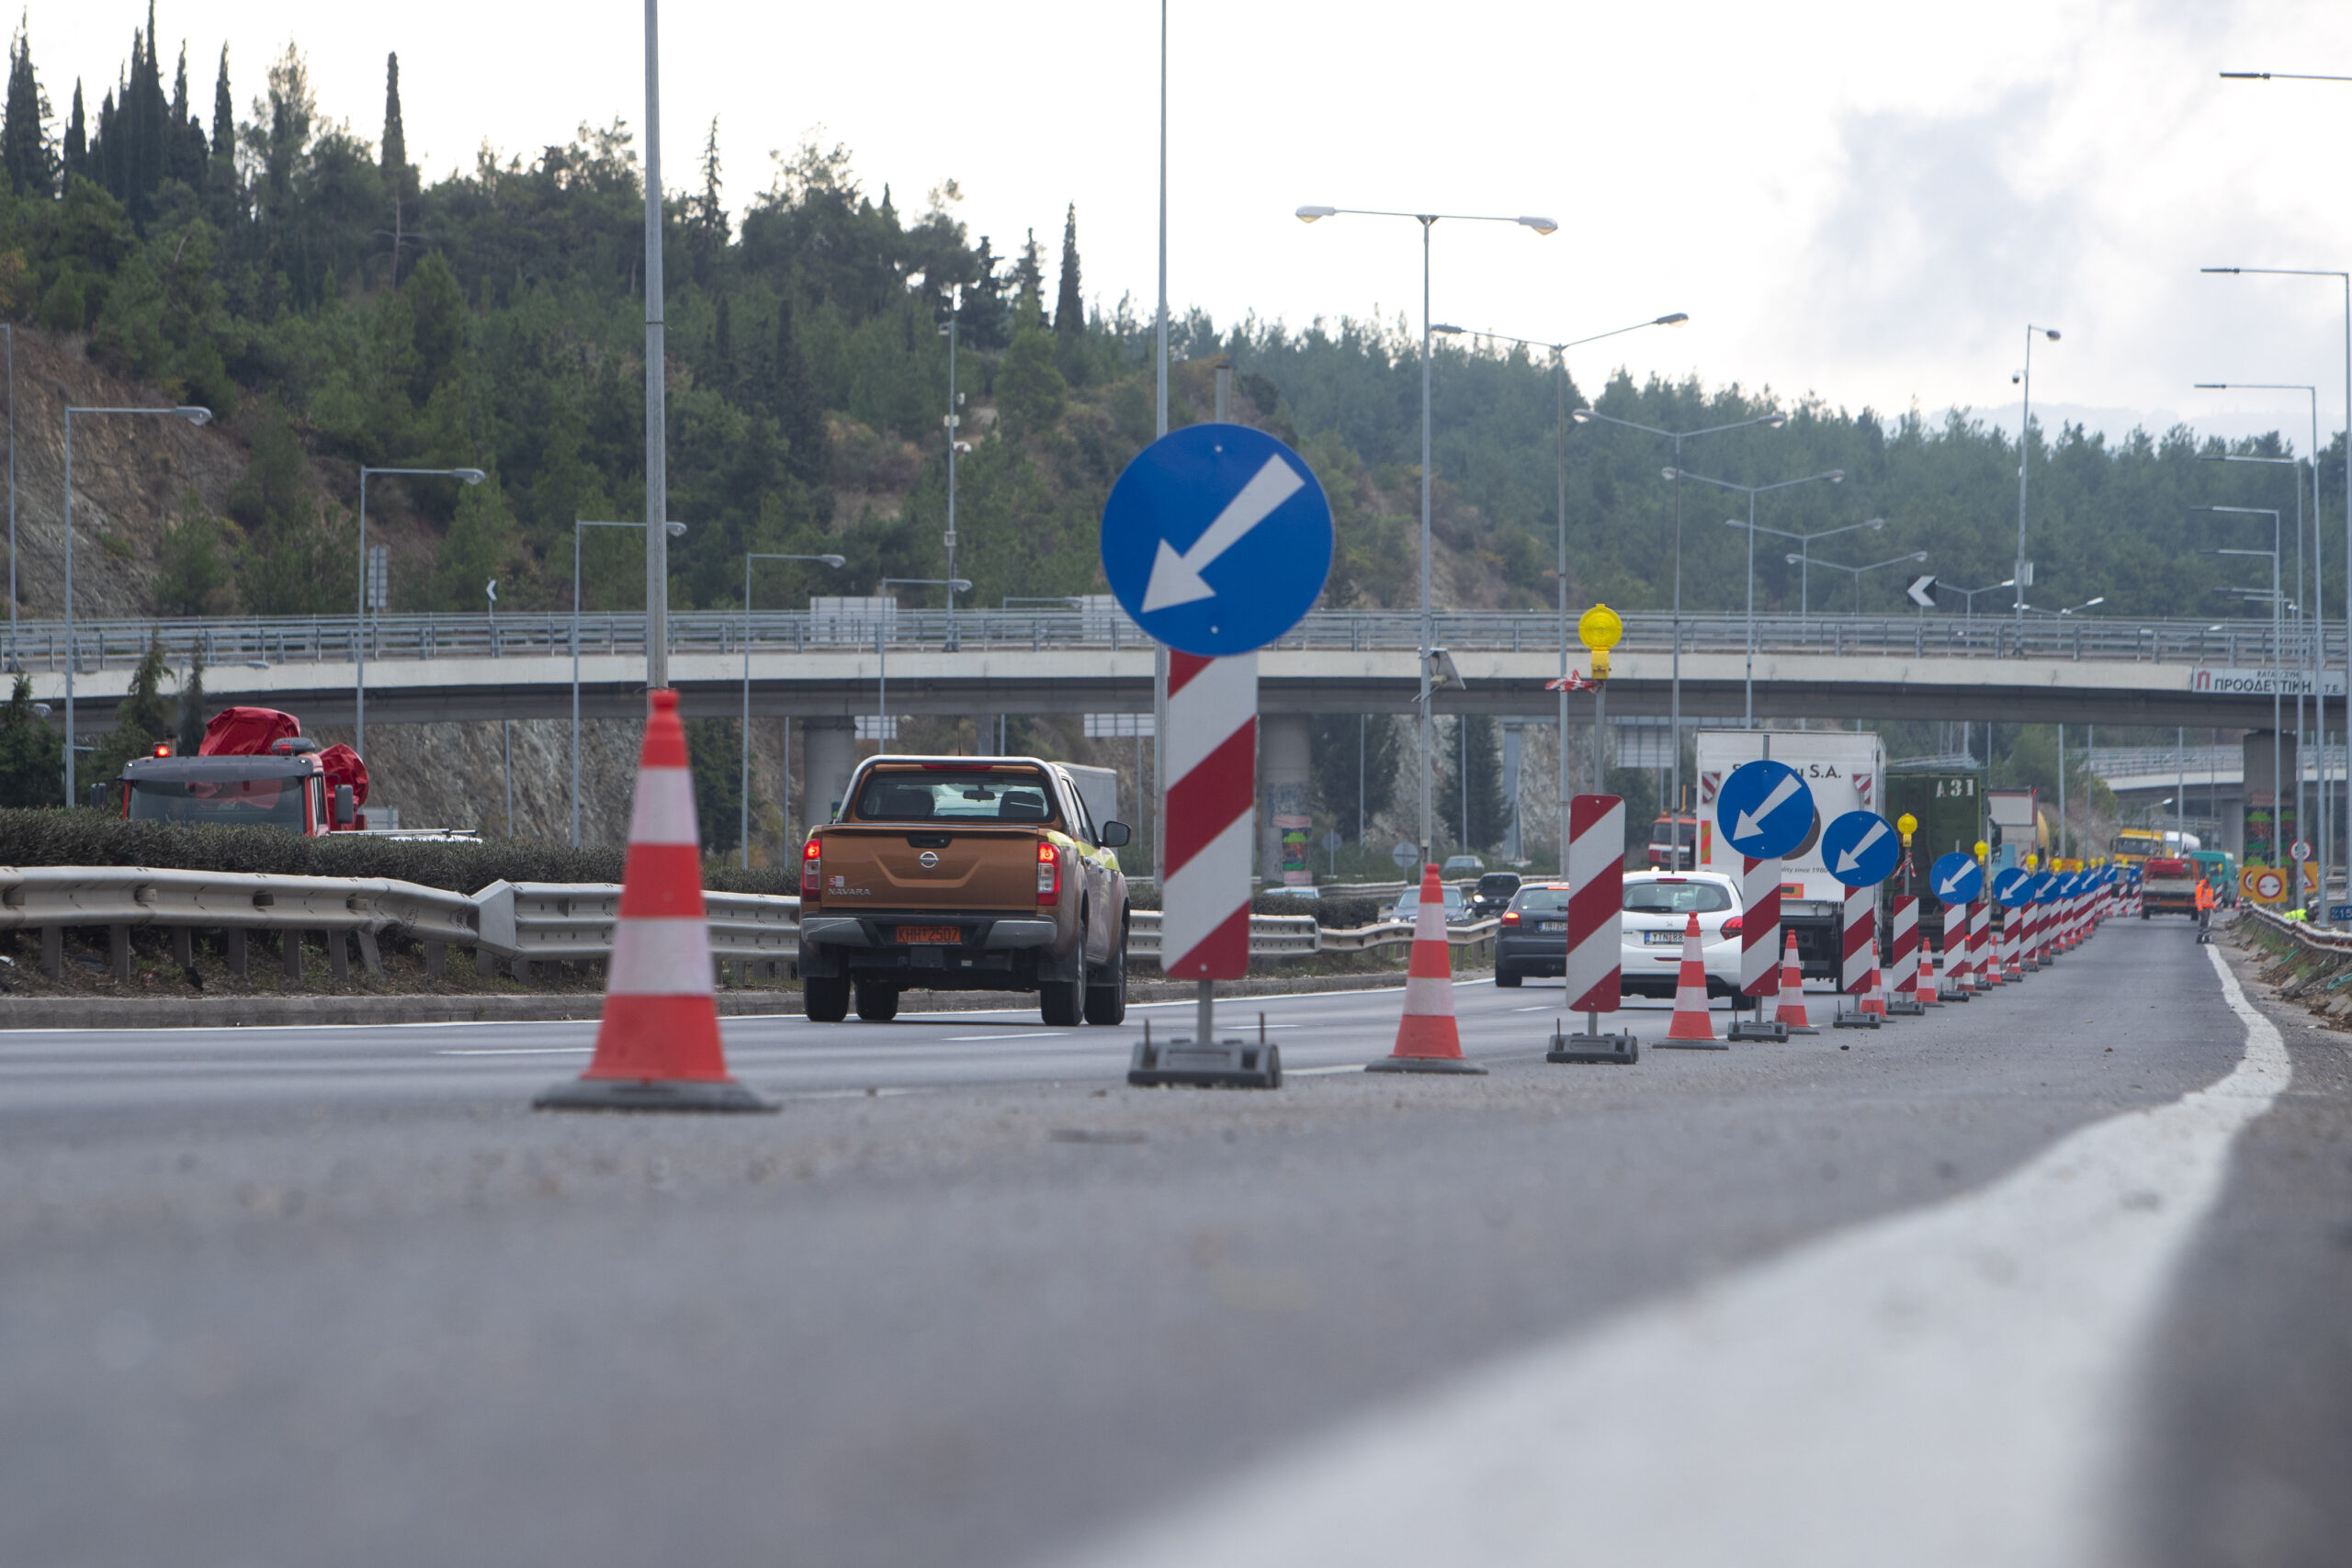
[803,975,850,1022]
[1084,921,1128,1026]
[854,982,900,1022]
[1041,919,1087,1027]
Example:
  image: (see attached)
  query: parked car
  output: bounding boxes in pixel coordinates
[1441,853,1485,877]
[1617,870,1745,998]
[1263,884,1321,901]
[1386,880,1470,926]
[1466,871,1522,920]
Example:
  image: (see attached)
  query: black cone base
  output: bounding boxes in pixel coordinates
[534,1077,778,1113]
[1365,1055,1488,1075]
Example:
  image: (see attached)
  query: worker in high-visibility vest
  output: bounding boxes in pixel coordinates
[2194,877,2216,942]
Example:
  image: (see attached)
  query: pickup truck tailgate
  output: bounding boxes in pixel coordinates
[817,825,1040,908]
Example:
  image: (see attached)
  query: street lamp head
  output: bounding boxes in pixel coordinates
[1785,553,1804,565]
[174,406,211,424]
[1430,322,1465,335]
[1295,205,1337,222]
[663,521,687,537]
[2193,382,2227,389]
[1656,312,1690,326]
[818,554,846,569]
[2082,595,2105,607]
[1570,408,1596,424]
[1826,469,1846,482]
[2043,329,2062,342]
[1761,412,1788,429]
[1908,552,1929,562]
[1516,215,1559,235]
[1661,467,1680,480]
[1865,516,1887,529]
[949,578,974,592]
[452,468,487,485]
[2201,266,2243,275]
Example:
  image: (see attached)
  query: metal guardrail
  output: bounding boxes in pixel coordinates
[2241,903,2352,952]
[472,882,800,965]
[6,608,2336,675]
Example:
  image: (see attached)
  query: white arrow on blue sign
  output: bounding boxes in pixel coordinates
[1822,809,1900,886]
[1993,867,2031,908]
[1929,851,1984,902]
[1714,759,1815,860]
[1099,423,1334,657]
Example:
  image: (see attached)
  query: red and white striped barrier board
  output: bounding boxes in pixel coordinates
[1972,898,1996,988]
[1740,856,1781,1000]
[1941,903,1973,997]
[1888,894,1919,995]
[1841,884,1875,996]
[1564,795,1625,1015]
[1159,649,1257,979]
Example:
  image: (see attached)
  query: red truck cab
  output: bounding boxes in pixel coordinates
[104,707,371,835]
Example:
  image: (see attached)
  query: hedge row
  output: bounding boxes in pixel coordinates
[0,809,799,897]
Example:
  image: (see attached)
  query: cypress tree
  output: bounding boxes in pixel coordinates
[1012,227,1044,312]
[1054,202,1082,335]
[770,299,828,489]
[1,24,53,197]
[206,44,235,222]
[59,78,79,182]
[379,51,412,199]
[167,41,205,188]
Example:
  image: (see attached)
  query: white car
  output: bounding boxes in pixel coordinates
[1617,870,1746,998]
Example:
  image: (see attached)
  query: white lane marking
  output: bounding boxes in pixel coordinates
[436,1046,595,1057]
[1067,944,2288,1568]
[1283,1064,1365,1077]
[941,1032,1080,1043]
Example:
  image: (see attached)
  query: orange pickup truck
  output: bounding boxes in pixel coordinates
[797,756,1133,1026]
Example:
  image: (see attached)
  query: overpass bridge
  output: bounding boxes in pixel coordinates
[12,608,2340,733]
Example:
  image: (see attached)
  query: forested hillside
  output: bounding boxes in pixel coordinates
[0,15,2323,850]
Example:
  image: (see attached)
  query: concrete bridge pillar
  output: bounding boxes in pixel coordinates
[803,719,857,830]
[2243,728,2300,867]
[1260,712,1312,886]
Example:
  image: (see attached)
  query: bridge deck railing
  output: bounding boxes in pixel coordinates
[0,610,2335,677]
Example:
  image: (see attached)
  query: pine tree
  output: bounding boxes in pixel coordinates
[1311,714,1403,838]
[379,51,412,199]
[0,673,59,808]
[1054,202,1082,335]
[1434,714,1510,853]
[690,115,726,276]
[59,76,81,181]
[1011,227,1044,311]
[175,649,208,755]
[1,23,52,197]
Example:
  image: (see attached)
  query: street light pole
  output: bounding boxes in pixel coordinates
[1570,406,1787,864]
[741,551,842,866]
[1794,550,1931,613]
[1296,204,1557,862]
[62,404,210,806]
[2202,504,2286,863]
[1463,313,1689,862]
[572,517,687,847]
[2015,324,2062,623]
[642,0,670,694]
[875,576,971,758]
[1673,465,1846,727]
[356,465,482,757]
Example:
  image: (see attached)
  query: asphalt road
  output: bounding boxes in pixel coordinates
[0,917,2343,1567]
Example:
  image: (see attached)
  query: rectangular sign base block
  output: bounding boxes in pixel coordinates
[1832,1006,1881,1030]
[1884,997,1927,1016]
[1547,1021,1639,1066]
[1725,1017,1790,1043]
[1127,1036,1282,1089]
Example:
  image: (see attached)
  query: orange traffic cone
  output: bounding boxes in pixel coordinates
[1368,864,1487,1075]
[1658,912,1725,1048]
[1860,942,1889,1019]
[536,690,774,1112]
[1773,930,1813,1031]
[1916,943,1941,1007]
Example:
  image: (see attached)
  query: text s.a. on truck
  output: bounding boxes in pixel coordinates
[795,756,1133,1027]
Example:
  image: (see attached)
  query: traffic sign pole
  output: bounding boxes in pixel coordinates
[1715,760,1814,1044]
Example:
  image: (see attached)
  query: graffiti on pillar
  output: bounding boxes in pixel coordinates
[2245,792,2293,868]
[1271,781,1313,886]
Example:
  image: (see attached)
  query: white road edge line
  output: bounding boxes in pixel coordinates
[1058,943,2288,1568]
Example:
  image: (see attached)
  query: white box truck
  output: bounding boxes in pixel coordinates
[1694,729,1885,980]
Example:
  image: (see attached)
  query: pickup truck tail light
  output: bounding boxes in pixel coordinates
[1036,841,1061,905]
[801,838,822,899]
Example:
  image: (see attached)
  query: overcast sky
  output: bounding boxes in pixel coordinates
[35,1,2352,449]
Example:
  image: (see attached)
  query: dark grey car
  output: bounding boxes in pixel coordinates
[1493,883,1569,987]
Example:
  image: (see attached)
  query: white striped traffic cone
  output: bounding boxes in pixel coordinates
[1659,912,1724,1046]
[1773,929,1812,1030]
[1860,940,1889,1018]
[536,690,773,1113]
[1369,864,1486,1075]
[1916,942,1941,1007]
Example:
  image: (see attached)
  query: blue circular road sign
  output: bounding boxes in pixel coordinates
[1822,810,1901,887]
[1714,759,1815,861]
[1929,852,1984,903]
[2030,872,2058,903]
[1993,867,2031,908]
[1100,423,1333,657]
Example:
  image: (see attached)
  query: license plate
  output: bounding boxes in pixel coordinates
[1644,931,1681,945]
[1537,920,1566,933]
[897,925,960,944]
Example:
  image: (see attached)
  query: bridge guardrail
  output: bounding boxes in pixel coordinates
[8,608,2336,677]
